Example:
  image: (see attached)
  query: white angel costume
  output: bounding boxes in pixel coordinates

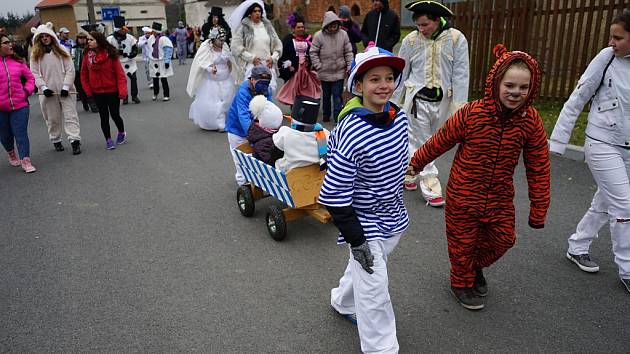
[186,37,236,130]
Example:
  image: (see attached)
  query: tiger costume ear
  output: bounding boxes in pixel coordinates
[492,44,507,59]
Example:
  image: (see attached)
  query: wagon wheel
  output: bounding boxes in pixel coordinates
[237,185,255,217]
[266,205,287,241]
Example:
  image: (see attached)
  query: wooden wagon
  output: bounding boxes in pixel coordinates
[234,143,331,241]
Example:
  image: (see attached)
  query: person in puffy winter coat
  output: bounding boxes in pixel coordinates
[0,33,37,173]
[310,11,353,123]
[246,95,283,165]
[81,31,128,150]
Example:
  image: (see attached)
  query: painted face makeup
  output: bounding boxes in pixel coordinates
[498,66,532,110]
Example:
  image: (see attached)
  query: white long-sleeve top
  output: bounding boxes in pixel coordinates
[550,47,630,154]
[392,28,469,114]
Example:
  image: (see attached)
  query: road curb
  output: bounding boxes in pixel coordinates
[549,140,585,162]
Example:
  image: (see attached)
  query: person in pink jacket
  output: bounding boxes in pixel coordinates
[0,33,36,173]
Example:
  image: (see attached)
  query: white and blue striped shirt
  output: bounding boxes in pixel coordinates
[318,108,409,243]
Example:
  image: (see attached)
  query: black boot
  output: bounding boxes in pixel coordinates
[53,142,64,151]
[132,96,140,104]
[71,141,81,155]
[82,101,90,111]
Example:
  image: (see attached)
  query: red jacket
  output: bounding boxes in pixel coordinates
[80,49,127,98]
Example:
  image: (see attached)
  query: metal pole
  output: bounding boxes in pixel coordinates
[87,0,96,24]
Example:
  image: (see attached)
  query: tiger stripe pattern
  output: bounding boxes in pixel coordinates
[410,45,551,288]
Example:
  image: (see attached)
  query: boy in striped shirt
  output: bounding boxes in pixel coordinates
[318,47,408,354]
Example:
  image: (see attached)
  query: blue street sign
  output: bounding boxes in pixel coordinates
[101,7,120,21]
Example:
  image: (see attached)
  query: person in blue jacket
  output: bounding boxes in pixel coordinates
[225,65,273,185]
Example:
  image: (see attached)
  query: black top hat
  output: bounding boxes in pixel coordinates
[405,1,453,17]
[113,16,126,29]
[209,6,223,17]
[292,96,320,125]
[81,24,98,33]
[152,22,162,31]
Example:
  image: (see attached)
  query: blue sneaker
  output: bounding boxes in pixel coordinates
[332,307,357,325]
[116,132,126,145]
[106,139,116,150]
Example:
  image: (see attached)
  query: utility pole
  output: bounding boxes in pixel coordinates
[87,0,96,24]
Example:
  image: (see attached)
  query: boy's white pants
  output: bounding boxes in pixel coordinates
[408,98,450,178]
[568,138,630,278]
[227,133,247,185]
[39,95,81,143]
[331,234,401,354]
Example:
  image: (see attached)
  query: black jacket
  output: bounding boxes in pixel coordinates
[277,34,311,82]
[360,9,401,52]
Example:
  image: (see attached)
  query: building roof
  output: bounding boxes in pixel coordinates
[35,0,170,9]
[35,0,80,9]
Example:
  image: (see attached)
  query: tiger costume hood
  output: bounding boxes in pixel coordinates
[484,44,542,118]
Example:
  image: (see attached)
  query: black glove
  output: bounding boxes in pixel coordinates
[43,89,54,97]
[165,63,170,69]
[118,49,124,56]
[60,89,69,97]
[351,241,374,274]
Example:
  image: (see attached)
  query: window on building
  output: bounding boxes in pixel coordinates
[121,11,126,14]
[96,11,101,14]
[141,10,148,14]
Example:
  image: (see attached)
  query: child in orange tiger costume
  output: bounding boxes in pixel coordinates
[410,44,551,310]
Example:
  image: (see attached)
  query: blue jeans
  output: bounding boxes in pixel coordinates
[321,79,344,122]
[0,106,30,159]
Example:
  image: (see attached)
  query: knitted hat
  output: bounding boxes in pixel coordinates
[339,6,351,19]
[249,95,283,129]
[142,26,152,33]
[31,22,59,43]
[347,46,406,96]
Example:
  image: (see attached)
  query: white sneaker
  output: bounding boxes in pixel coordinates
[162,97,170,101]
[152,95,157,101]
[420,176,444,207]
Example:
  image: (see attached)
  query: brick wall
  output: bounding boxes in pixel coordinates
[272,0,401,28]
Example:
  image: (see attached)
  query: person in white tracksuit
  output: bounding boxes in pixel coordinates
[392,1,469,207]
[550,8,630,294]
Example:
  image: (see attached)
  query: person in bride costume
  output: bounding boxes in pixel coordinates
[229,0,282,94]
[186,28,236,131]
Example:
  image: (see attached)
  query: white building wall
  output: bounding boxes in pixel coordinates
[73,0,167,36]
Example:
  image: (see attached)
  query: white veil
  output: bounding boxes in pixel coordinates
[227,0,267,31]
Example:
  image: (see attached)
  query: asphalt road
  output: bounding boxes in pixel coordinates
[1,64,628,353]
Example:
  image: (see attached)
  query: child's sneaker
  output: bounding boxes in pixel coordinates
[106,139,116,150]
[420,176,445,207]
[116,132,127,145]
[20,157,36,173]
[7,150,20,166]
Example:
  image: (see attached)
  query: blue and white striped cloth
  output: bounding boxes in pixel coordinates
[234,148,295,208]
[318,109,410,244]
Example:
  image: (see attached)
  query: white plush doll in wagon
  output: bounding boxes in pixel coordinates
[273,96,330,172]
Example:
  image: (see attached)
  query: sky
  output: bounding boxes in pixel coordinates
[1,0,39,16]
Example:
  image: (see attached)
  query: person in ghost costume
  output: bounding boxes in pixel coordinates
[186,27,236,131]
[107,16,140,104]
[246,95,283,165]
[30,22,82,155]
[147,22,174,101]
[273,96,329,172]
